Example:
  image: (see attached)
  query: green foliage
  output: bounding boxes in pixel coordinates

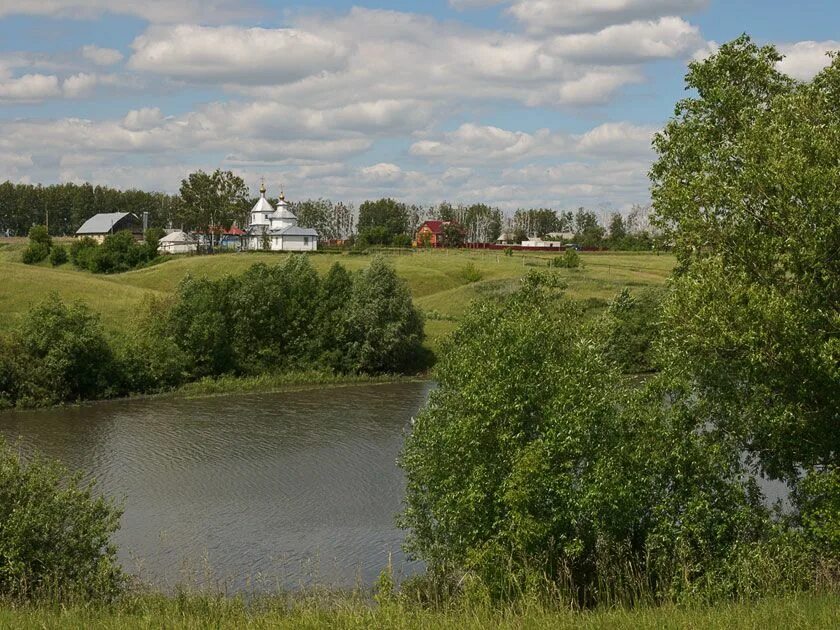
[400,279,788,605]
[143,227,165,259]
[317,262,354,370]
[291,198,355,241]
[70,231,159,274]
[441,223,466,248]
[650,36,839,482]
[178,169,249,249]
[21,225,52,264]
[0,438,123,601]
[504,247,513,257]
[343,256,425,373]
[600,288,664,373]
[11,294,115,406]
[69,236,98,267]
[20,242,49,265]
[391,233,413,248]
[461,262,482,284]
[167,274,237,378]
[794,467,840,556]
[27,225,52,248]
[549,248,580,269]
[0,181,179,236]
[48,244,68,266]
[358,225,392,247]
[114,296,188,394]
[358,199,410,243]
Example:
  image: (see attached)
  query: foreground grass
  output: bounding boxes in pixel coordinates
[0,592,836,629]
[0,242,675,356]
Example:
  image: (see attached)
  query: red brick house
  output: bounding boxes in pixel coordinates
[415,220,464,247]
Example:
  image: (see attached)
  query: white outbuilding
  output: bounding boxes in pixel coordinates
[243,183,319,252]
[158,230,198,254]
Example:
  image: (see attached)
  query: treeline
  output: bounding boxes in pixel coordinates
[0,256,425,409]
[1,177,655,251]
[0,181,180,237]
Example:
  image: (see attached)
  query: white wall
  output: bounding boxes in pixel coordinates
[281,236,318,251]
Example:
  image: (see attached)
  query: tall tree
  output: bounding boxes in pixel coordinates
[178,169,249,250]
[357,198,410,243]
[650,35,839,482]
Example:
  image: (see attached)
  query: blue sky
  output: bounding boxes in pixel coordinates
[0,1,837,212]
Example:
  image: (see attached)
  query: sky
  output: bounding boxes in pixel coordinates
[0,1,838,212]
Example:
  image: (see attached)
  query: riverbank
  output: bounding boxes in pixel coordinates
[1,592,836,629]
[0,371,429,414]
[168,370,429,400]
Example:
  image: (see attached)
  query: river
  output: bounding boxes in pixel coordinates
[0,381,434,592]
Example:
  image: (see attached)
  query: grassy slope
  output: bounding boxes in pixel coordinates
[0,593,836,629]
[0,241,675,354]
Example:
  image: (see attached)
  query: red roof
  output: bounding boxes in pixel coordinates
[418,220,445,234]
[225,226,246,236]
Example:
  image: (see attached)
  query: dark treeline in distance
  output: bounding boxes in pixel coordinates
[1,176,656,251]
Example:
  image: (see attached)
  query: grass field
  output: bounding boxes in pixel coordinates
[0,592,836,629]
[0,240,675,355]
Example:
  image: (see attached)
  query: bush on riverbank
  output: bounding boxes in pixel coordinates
[0,255,425,408]
[399,271,832,607]
[0,438,123,601]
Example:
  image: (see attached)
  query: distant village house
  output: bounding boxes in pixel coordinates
[415,220,463,247]
[75,212,142,243]
[158,230,198,254]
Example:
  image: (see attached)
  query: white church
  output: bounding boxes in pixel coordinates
[243,183,319,252]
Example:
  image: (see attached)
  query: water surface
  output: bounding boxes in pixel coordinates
[0,382,433,591]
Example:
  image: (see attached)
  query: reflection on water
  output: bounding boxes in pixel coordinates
[0,382,434,591]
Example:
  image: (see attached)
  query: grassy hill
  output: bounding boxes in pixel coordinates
[0,240,675,353]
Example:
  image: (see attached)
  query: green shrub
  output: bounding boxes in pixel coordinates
[504,247,513,257]
[70,237,98,268]
[795,467,840,555]
[600,288,664,373]
[461,262,482,284]
[27,225,52,248]
[15,294,116,406]
[0,438,123,600]
[343,256,425,373]
[400,279,784,605]
[49,244,68,266]
[21,242,50,264]
[391,233,413,249]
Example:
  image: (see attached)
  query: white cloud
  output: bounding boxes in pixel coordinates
[547,17,705,63]
[126,8,679,109]
[574,122,656,155]
[449,0,507,8]
[0,73,61,102]
[80,45,123,66]
[411,121,655,165]
[506,0,709,33]
[411,124,564,163]
[360,162,404,183]
[0,0,257,23]
[129,25,350,84]
[122,107,166,131]
[62,72,98,97]
[777,41,839,81]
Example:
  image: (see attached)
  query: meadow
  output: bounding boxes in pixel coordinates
[0,239,674,356]
[0,592,836,629]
